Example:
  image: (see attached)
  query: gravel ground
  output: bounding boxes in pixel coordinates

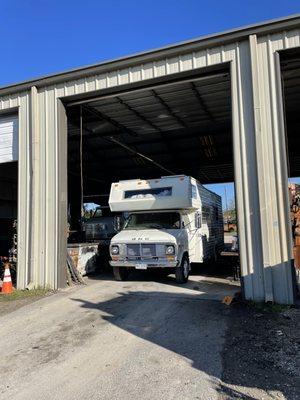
[220,303,300,400]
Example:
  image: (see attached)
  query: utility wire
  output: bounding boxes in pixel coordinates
[107,136,175,175]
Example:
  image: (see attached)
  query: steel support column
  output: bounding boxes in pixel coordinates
[248,34,294,304]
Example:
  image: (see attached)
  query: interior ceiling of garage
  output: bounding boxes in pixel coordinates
[281,48,300,178]
[67,69,232,194]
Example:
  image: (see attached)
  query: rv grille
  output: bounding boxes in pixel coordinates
[141,244,156,257]
[127,244,141,257]
[127,244,157,258]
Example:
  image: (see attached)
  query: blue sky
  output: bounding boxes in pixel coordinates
[1,0,299,87]
[1,0,299,207]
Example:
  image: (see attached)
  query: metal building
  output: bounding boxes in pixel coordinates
[0,15,300,304]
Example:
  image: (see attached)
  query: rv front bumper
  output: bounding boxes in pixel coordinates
[110,259,178,268]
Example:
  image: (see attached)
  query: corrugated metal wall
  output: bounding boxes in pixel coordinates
[0,28,299,303]
[248,30,300,303]
[0,92,31,289]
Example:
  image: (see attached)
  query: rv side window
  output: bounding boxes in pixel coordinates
[195,212,202,228]
[202,206,211,223]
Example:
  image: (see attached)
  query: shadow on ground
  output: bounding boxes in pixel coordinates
[72,288,299,400]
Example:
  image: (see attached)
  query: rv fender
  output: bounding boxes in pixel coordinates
[181,251,189,264]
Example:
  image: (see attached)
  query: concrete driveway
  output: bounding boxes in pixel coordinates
[0,272,239,400]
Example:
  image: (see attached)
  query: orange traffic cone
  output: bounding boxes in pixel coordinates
[2,263,13,294]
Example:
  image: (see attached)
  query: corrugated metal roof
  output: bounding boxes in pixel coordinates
[67,71,232,184]
[0,14,300,95]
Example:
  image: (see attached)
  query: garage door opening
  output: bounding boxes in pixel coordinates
[65,67,240,295]
[0,114,18,287]
[281,48,300,291]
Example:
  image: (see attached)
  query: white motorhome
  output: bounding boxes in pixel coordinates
[109,175,223,283]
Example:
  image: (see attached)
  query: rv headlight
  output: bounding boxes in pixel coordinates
[111,245,120,255]
[165,245,175,255]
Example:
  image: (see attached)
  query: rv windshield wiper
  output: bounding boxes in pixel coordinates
[124,226,147,230]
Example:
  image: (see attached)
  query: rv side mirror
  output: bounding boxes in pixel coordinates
[114,216,122,232]
[181,221,185,228]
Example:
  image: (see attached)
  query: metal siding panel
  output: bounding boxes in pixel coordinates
[45,88,57,287]
[85,76,97,92]
[142,62,154,80]
[130,66,142,82]
[231,42,265,301]
[180,54,193,71]
[30,86,40,288]
[267,32,285,51]
[0,92,32,290]
[95,74,107,90]
[17,93,31,289]
[285,29,300,48]
[166,57,180,74]
[0,92,31,290]
[108,71,118,87]
[74,78,85,94]
[0,97,11,109]
[154,60,166,77]
[249,30,300,304]
[64,81,76,96]
[55,83,66,98]
[56,99,67,288]
[119,68,130,85]
[223,42,238,62]
[208,47,222,65]
[37,89,47,287]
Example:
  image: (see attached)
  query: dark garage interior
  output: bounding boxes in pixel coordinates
[66,67,233,224]
[65,65,241,282]
[281,48,300,179]
[0,162,17,255]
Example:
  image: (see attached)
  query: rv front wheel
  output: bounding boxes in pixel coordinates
[113,266,129,281]
[175,255,190,283]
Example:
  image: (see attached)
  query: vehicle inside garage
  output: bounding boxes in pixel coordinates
[65,65,240,285]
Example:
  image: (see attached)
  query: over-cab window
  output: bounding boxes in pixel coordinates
[124,187,172,199]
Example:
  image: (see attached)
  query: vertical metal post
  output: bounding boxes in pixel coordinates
[80,106,84,226]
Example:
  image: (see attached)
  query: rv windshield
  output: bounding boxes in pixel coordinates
[124,212,180,230]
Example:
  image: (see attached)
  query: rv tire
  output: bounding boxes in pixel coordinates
[113,266,129,281]
[175,255,190,283]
